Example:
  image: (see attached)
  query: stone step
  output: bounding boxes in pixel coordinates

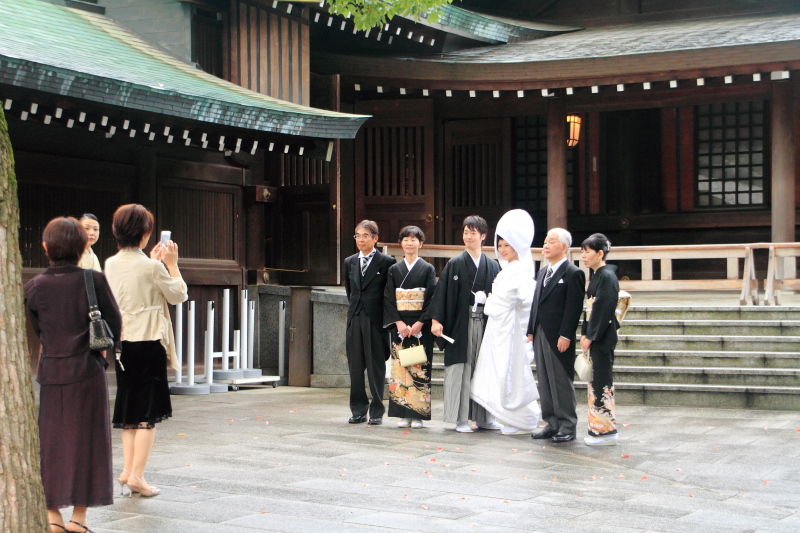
[619,320,800,336]
[431,363,800,387]
[624,306,800,321]
[614,350,800,368]
[617,334,800,352]
[428,378,800,410]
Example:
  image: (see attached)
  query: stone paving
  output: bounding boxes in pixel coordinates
[77,386,800,533]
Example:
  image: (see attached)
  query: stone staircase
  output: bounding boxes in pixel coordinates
[431,306,800,410]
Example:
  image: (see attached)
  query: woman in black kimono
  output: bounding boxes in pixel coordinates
[579,233,620,446]
[384,226,437,428]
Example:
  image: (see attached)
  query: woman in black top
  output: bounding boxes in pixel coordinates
[383,226,437,428]
[579,233,620,446]
[26,217,122,533]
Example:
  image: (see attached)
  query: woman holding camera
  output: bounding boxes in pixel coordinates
[25,217,122,533]
[104,204,187,497]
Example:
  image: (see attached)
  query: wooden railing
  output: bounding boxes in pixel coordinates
[764,243,800,305]
[379,242,800,306]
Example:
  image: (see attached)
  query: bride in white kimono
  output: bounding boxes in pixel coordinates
[471,209,540,435]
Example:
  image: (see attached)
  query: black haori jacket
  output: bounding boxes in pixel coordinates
[427,250,499,366]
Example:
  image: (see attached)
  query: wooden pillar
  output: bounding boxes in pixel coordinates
[771,81,796,244]
[547,99,567,230]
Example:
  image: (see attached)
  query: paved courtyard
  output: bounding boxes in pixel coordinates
[74,386,800,533]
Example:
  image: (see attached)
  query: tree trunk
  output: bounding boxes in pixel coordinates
[0,108,48,532]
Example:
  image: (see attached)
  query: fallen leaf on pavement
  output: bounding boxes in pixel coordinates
[623,423,631,427]
[688,492,694,497]
[764,480,770,484]
[621,454,630,458]
[619,475,625,479]
[402,430,411,435]
[422,505,429,510]
[177,433,187,437]
[591,475,597,480]
[430,458,437,462]
[437,447,443,451]
[641,476,648,481]
[551,477,558,482]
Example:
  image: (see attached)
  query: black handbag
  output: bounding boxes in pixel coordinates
[83,269,114,351]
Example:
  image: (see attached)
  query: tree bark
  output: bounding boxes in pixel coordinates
[0,108,48,532]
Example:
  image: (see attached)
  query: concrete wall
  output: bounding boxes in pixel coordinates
[253,286,349,388]
[100,0,192,63]
[309,290,350,388]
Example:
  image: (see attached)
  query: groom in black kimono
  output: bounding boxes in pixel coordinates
[344,220,396,425]
[429,215,500,433]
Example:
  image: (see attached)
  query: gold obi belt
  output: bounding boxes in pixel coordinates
[396,288,425,311]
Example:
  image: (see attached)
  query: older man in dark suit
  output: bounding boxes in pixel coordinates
[527,228,586,443]
[344,220,396,425]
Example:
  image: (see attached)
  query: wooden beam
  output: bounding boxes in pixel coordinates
[547,99,567,230]
[771,81,796,244]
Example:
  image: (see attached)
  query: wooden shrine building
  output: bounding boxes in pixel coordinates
[305,0,800,282]
[0,0,367,360]
[4,0,800,292]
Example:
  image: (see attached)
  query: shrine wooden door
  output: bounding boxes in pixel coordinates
[442,118,512,244]
[354,99,436,244]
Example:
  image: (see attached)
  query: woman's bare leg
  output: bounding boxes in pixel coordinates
[47,509,64,532]
[66,506,88,531]
[130,425,157,489]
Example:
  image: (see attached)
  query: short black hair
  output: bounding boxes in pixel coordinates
[581,233,611,259]
[80,213,99,223]
[398,225,425,243]
[42,217,87,266]
[355,220,379,237]
[462,215,488,236]
[112,204,155,248]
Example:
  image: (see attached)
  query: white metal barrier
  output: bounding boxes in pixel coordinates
[171,289,277,395]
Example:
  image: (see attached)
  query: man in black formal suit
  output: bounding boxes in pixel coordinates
[344,220,396,425]
[527,228,586,443]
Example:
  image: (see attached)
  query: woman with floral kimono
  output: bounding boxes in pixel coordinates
[383,226,437,428]
[580,233,620,446]
[471,209,540,435]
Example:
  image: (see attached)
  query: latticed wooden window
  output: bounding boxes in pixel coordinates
[512,115,574,215]
[695,101,768,208]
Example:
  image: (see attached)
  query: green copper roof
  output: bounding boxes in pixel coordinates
[0,0,368,139]
[417,4,578,44]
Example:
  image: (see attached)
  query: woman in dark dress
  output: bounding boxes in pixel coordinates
[25,217,122,533]
[383,226,437,428]
[579,233,621,446]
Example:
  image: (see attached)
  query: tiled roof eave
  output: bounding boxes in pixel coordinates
[0,57,368,139]
[317,40,800,88]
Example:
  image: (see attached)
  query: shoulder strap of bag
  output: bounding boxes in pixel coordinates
[83,269,102,321]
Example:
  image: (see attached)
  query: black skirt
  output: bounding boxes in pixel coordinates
[112,340,172,429]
